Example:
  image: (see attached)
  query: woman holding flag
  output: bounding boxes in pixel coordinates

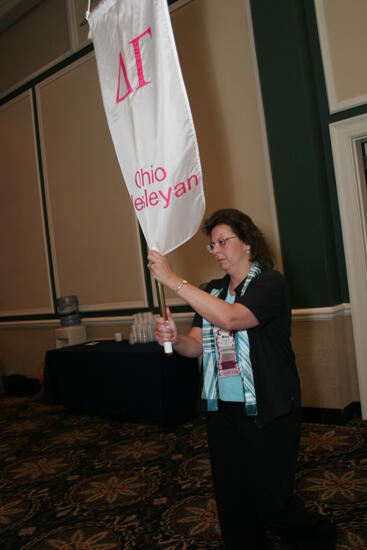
[148,208,336,550]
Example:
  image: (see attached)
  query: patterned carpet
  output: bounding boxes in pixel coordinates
[0,392,366,549]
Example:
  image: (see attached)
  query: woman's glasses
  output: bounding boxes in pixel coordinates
[206,236,238,253]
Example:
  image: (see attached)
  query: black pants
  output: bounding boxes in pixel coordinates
[206,402,337,550]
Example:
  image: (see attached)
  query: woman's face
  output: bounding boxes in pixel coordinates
[210,224,248,272]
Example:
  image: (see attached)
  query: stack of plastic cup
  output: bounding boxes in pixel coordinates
[129,312,156,344]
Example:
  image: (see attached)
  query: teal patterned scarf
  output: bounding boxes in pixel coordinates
[201,261,261,413]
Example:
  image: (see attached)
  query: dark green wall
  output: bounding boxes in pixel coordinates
[250,0,350,308]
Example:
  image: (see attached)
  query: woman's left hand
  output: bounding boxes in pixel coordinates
[147,250,178,289]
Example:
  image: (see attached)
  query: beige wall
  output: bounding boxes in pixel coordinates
[1,0,281,315]
[163,0,281,306]
[0,0,360,412]
[292,312,358,409]
[0,92,52,315]
[316,0,367,110]
[0,0,70,96]
[36,54,147,311]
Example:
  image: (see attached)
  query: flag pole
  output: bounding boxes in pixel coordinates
[155,280,173,355]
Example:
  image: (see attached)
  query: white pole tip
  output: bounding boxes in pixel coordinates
[164,341,173,354]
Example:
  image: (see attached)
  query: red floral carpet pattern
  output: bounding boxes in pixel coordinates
[0,394,366,549]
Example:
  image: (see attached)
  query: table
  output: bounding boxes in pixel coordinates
[43,340,200,427]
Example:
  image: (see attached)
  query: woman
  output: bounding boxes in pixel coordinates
[147,208,336,550]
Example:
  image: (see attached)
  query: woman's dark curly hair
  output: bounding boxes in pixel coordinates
[202,208,274,270]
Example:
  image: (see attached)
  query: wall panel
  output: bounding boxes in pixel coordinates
[0,91,53,316]
[163,0,281,304]
[37,54,147,311]
[0,0,70,96]
[315,0,367,112]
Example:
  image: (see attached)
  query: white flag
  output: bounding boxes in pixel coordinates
[87,0,205,255]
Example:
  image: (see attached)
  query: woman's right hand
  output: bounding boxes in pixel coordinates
[155,307,178,347]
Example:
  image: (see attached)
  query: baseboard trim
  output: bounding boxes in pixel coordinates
[292,303,351,321]
[301,402,361,425]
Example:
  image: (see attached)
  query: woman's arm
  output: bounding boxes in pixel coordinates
[172,327,203,358]
[148,251,259,331]
[171,282,258,331]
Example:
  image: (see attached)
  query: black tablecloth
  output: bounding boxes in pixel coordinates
[43,340,200,427]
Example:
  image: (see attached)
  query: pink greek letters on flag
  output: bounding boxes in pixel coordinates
[87,0,205,255]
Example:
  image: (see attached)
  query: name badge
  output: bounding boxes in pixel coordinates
[215,329,240,378]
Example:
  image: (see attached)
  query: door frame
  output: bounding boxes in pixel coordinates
[330,114,367,418]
